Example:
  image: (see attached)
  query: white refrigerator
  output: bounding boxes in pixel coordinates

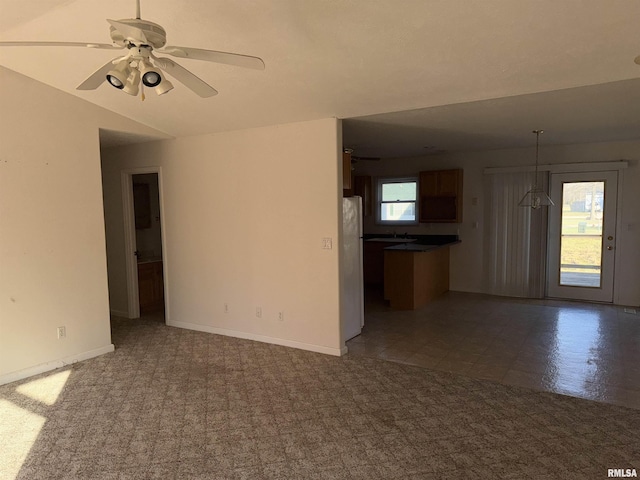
[341,196,365,342]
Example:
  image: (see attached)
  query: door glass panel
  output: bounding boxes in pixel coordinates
[559,182,604,287]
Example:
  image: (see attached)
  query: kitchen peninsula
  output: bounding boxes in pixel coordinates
[367,235,459,310]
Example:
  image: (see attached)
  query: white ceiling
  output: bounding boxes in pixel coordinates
[1,0,639,153]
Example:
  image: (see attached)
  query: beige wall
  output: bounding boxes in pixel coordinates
[354,140,640,306]
[101,118,345,354]
[0,67,169,383]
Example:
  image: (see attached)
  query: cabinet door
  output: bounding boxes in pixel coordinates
[437,170,459,196]
[353,175,372,216]
[419,171,438,196]
[154,262,164,303]
[418,169,463,223]
[138,261,164,313]
[137,263,156,309]
[343,152,352,192]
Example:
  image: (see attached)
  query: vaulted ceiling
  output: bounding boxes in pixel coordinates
[1,0,639,154]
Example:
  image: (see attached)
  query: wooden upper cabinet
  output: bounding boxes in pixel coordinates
[343,151,352,194]
[419,169,463,223]
[353,175,372,216]
[419,171,438,196]
[435,169,460,196]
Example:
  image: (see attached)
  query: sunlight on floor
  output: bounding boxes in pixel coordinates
[16,370,71,406]
[0,400,45,480]
[0,369,71,480]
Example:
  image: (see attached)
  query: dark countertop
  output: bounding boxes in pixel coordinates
[365,233,461,252]
[384,239,461,252]
[364,234,459,245]
[137,257,163,264]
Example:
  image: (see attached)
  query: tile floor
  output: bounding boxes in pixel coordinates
[346,287,640,410]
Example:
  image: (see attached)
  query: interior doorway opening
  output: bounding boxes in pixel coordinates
[117,167,168,321]
[132,173,165,320]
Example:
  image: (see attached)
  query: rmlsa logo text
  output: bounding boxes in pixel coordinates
[609,469,638,478]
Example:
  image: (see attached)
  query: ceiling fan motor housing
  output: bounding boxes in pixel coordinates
[109,19,167,48]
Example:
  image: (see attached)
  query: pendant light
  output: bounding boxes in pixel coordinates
[518,130,554,209]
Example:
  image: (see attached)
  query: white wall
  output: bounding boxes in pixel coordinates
[354,140,640,306]
[101,118,345,355]
[0,67,170,384]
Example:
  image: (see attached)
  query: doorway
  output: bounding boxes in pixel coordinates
[122,168,167,320]
[547,171,618,302]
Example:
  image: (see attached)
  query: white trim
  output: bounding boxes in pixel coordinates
[121,171,139,319]
[613,168,625,306]
[167,320,345,357]
[0,344,115,386]
[484,161,628,175]
[110,309,130,318]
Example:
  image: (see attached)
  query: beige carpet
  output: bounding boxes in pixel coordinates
[1,316,638,479]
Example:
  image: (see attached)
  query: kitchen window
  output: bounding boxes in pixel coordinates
[377,177,418,224]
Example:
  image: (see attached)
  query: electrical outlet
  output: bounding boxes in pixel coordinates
[278,311,284,322]
[322,237,332,250]
[224,303,229,313]
[57,326,66,339]
[256,307,262,318]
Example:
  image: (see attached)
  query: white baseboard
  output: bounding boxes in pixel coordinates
[0,344,115,386]
[110,309,129,318]
[167,320,345,357]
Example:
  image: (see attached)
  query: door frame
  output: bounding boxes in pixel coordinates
[122,167,169,319]
[546,170,620,303]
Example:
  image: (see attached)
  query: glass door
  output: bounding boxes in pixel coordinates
[547,171,618,302]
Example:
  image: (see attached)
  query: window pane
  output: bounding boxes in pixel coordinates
[382,182,416,202]
[381,202,415,221]
[559,181,604,287]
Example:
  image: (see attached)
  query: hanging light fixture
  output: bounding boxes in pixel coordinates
[518,129,554,209]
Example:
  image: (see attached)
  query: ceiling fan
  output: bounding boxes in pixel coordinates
[0,0,265,98]
[343,148,380,162]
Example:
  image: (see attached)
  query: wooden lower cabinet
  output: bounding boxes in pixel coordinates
[138,261,164,313]
[384,247,450,310]
[364,240,412,285]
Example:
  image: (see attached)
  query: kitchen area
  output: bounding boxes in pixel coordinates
[342,150,462,316]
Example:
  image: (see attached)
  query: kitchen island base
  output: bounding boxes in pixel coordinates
[384,246,450,310]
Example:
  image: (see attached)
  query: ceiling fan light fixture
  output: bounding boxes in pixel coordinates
[122,70,140,96]
[106,59,131,89]
[155,78,173,95]
[140,63,162,87]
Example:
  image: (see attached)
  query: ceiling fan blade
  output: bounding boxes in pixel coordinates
[107,19,147,44]
[76,60,118,90]
[155,58,218,97]
[160,46,265,70]
[0,41,122,50]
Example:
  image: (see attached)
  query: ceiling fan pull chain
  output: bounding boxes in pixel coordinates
[141,83,145,101]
